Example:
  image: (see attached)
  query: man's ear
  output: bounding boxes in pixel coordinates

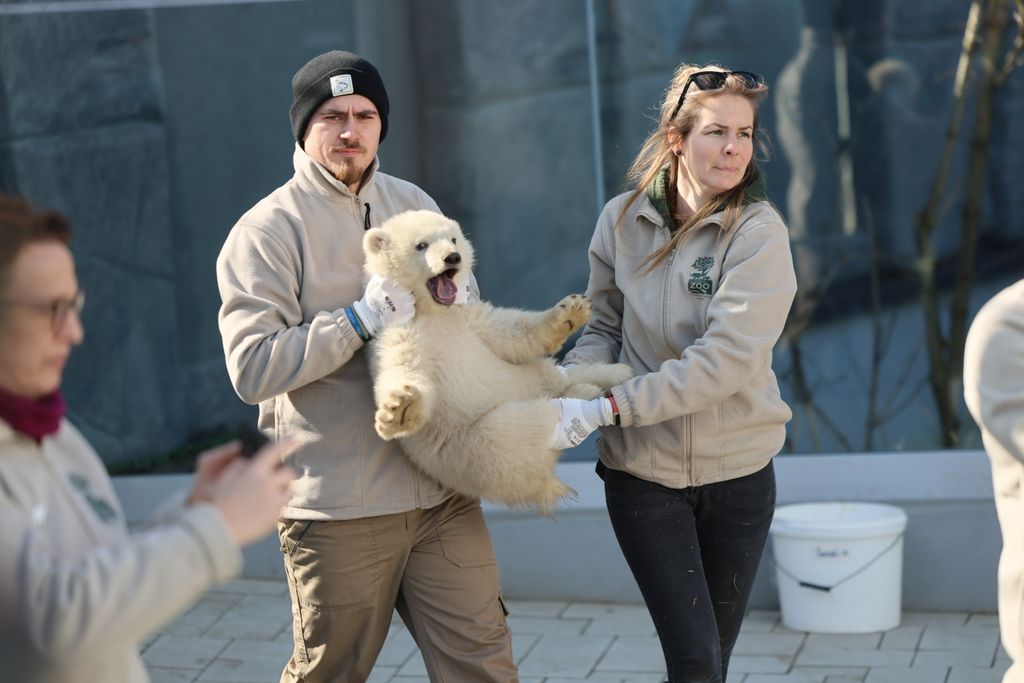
[363,228,390,256]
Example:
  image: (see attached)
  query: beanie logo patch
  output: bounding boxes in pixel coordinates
[330,74,354,97]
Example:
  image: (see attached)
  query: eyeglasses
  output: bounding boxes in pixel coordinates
[0,290,85,331]
[670,70,765,120]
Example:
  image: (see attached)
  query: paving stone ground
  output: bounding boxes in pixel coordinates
[143,579,1011,683]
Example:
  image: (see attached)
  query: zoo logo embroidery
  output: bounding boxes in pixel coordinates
[68,473,118,523]
[687,256,715,297]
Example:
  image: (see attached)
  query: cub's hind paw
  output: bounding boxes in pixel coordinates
[375,384,423,440]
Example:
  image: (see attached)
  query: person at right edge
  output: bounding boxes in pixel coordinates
[553,64,798,682]
[964,278,1024,683]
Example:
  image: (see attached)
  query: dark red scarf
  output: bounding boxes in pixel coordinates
[0,387,65,442]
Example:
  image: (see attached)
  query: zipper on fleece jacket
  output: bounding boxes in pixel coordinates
[661,245,683,357]
[354,197,372,231]
[655,248,696,489]
[685,413,694,487]
[660,246,694,486]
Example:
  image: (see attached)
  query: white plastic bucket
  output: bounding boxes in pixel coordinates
[770,502,908,633]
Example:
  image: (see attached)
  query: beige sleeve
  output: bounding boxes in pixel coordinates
[217,222,364,405]
[0,499,241,662]
[964,281,1024,464]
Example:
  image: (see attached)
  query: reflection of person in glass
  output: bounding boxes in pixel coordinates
[964,279,1024,683]
[217,51,518,682]
[0,195,297,682]
[564,65,797,682]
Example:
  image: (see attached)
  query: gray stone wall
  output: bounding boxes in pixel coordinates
[1,9,186,460]
[409,0,601,307]
[0,1,360,465]
[152,1,357,435]
[1,0,1019,465]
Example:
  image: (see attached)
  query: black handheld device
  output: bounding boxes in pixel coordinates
[237,423,271,459]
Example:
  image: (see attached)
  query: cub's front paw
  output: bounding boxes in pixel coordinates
[564,361,635,391]
[603,362,636,385]
[375,384,423,440]
[554,294,592,333]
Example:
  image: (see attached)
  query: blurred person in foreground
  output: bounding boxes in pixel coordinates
[0,194,297,683]
[562,65,797,682]
[965,278,1024,683]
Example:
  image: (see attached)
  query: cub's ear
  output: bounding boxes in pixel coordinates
[363,228,390,256]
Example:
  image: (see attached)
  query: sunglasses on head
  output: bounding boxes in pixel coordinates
[670,70,765,120]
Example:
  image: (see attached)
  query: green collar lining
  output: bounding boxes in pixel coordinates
[646,165,767,231]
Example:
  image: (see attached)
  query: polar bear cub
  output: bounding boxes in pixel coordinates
[364,210,633,512]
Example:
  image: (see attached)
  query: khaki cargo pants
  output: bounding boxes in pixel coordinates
[278,494,519,682]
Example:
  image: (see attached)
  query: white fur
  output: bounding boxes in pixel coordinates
[365,210,634,512]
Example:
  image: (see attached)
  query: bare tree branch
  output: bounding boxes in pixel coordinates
[860,198,884,450]
[946,0,1014,444]
[914,0,986,446]
[916,0,984,244]
[997,0,1024,84]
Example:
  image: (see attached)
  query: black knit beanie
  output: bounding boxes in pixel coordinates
[289,50,389,145]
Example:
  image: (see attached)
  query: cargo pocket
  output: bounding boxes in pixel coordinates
[436,498,499,569]
[283,518,381,610]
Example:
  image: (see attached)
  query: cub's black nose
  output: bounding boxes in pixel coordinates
[444,252,462,266]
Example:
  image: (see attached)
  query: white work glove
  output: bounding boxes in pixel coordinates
[453,269,473,305]
[352,275,415,337]
[547,397,615,450]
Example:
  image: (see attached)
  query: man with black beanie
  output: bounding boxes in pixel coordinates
[216,50,519,683]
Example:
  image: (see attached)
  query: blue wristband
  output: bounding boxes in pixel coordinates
[344,307,371,342]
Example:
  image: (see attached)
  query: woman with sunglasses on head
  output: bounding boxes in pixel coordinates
[0,194,298,682]
[563,65,797,682]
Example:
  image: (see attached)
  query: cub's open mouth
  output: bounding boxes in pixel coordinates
[427,268,459,306]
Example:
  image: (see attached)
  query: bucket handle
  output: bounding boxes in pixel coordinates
[771,533,903,593]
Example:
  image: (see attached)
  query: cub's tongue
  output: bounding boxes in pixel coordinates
[427,272,458,306]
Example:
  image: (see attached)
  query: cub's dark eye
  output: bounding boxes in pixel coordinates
[451,238,457,244]
[415,242,428,251]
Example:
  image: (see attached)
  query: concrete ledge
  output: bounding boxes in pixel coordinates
[112,449,1000,611]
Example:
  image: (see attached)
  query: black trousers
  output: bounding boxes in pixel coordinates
[603,461,776,683]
